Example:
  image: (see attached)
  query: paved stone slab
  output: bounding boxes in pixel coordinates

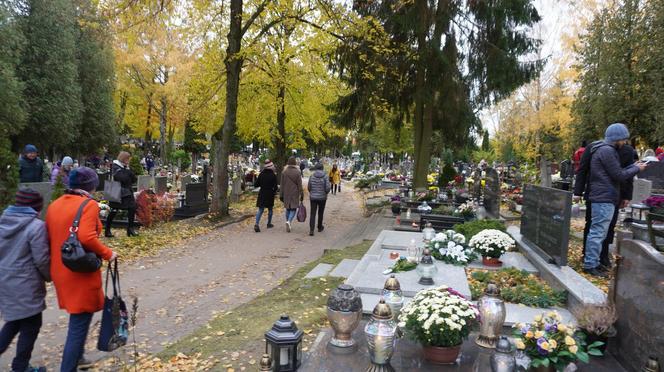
[305,263,335,279]
[351,261,472,298]
[467,252,539,274]
[503,303,575,327]
[329,259,360,278]
[379,230,425,250]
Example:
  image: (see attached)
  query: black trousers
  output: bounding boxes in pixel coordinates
[332,184,340,194]
[0,312,42,372]
[582,200,619,266]
[106,206,137,232]
[310,199,327,232]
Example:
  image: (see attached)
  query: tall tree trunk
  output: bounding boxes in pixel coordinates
[211,0,243,215]
[274,84,287,182]
[144,101,153,156]
[159,95,167,162]
[413,0,429,190]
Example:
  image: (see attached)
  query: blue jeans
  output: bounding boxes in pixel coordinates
[0,312,42,372]
[285,208,297,222]
[255,207,273,225]
[584,203,615,269]
[61,312,93,372]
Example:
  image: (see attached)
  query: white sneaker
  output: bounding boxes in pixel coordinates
[286,221,291,233]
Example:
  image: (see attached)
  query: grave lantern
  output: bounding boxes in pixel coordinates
[476,283,506,348]
[416,249,437,285]
[490,336,516,372]
[259,353,273,371]
[326,284,363,348]
[264,315,303,372]
[631,204,650,223]
[382,275,404,322]
[364,299,398,372]
[422,221,436,242]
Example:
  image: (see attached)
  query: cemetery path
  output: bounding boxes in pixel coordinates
[1,181,367,370]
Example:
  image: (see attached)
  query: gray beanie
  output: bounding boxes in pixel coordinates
[605,123,630,143]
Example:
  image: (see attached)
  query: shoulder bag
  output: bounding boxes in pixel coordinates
[61,198,102,273]
[98,259,129,352]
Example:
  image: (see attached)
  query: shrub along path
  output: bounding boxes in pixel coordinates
[0,181,365,370]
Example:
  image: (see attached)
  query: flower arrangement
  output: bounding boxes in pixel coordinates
[428,230,478,265]
[644,195,664,209]
[385,257,418,274]
[416,191,436,202]
[454,200,477,219]
[469,229,515,259]
[513,311,604,371]
[468,269,567,308]
[98,201,111,219]
[398,286,479,347]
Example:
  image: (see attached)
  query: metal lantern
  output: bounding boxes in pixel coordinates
[490,336,516,372]
[422,221,436,242]
[259,353,273,371]
[476,283,506,348]
[364,299,398,372]
[417,201,432,214]
[643,356,660,372]
[327,284,363,348]
[416,249,438,285]
[264,315,303,372]
[382,275,404,322]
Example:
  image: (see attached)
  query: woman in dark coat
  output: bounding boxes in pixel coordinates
[105,151,139,237]
[254,160,278,232]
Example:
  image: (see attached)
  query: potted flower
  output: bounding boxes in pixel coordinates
[428,230,478,266]
[390,194,402,216]
[513,311,604,371]
[469,229,515,267]
[574,304,617,354]
[644,195,664,215]
[454,200,477,221]
[398,286,479,364]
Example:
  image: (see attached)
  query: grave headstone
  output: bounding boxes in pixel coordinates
[540,159,552,188]
[483,167,500,218]
[560,159,574,180]
[520,184,572,266]
[639,161,664,191]
[18,182,54,219]
[631,178,652,205]
[231,177,242,202]
[180,175,192,191]
[137,175,154,191]
[185,182,207,207]
[154,176,167,195]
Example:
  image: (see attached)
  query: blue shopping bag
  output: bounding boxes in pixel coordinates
[98,259,129,352]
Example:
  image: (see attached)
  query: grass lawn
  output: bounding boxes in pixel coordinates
[115,240,372,371]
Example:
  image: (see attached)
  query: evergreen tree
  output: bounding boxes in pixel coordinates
[18,0,82,155]
[481,131,491,151]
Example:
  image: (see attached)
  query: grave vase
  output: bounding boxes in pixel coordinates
[422,344,461,364]
[326,284,362,348]
[482,256,503,267]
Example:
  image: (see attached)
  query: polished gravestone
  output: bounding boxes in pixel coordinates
[483,167,500,218]
[639,161,664,191]
[174,182,209,219]
[520,184,572,266]
[180,174,192,191]
[631,178,652,205]
[154,176,167,195]
[137,175,154,191]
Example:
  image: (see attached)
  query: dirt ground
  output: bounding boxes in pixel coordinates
[0,181,365,370]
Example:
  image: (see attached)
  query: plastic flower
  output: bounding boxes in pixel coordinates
[515,339,526,350]
[564,336,576,346]
[569,345,578,354]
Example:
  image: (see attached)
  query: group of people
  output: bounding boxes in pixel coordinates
[0,169,118,372]
[573,123,650,277]
[253,157,342,236]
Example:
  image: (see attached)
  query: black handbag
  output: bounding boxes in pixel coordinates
[98,259,128,352]
[61,198,102,273]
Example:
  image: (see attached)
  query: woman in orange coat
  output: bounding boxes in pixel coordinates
[46,167,116,372]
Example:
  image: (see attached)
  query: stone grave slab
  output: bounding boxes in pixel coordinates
[639,161,664,190]
[378,230,425,251]
[154,176,167,195]
[521,184,572,266]
[137,175,154,191]
[185,183,207,207]
[329,259,360,278]
[483,167,500,218]
[180,175,192,191]
[467,252,539,274]
[304,263,335,279]
[631,178,652,205]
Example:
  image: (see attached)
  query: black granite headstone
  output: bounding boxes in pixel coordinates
[640,161,664,191]
[560,159,574,180]
[155,176,167,195]
[483,167,500,218]
[185,182,207,207]
[520,184,572,266]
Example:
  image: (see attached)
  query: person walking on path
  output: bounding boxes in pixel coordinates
[329,164,341,195]
[280,156,303,233]
[0,189,50,372]
[254,160,278,233]
[51,156,74,187]
[19,145,46,183]
[47,167,117,372]
[307,163,331,236]
[105,151,139,238]
[576,123,646,277]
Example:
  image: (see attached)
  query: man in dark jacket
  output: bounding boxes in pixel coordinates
[575,123,646,277]
[0,189,50,372]
[254,160,278,233]
[18,145,45,183]
[307,163,331,236]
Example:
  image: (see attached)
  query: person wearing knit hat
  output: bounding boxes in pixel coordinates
[68,166,99,193]
[254,159,278,232]
[579,123,647,278]
[51,156,75,186]
[0,188,50,372]
[18,144,45,183]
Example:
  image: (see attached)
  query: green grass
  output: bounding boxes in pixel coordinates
[157,240,372,369]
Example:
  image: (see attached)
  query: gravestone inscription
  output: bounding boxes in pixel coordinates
[483,167,500,218]
[631,179,652,205]
[520,184,572,266]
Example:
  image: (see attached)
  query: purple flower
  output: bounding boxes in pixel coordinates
[536,338,549,356]
[447,288,466,299]
[520,325,531,334]
[544,323,558,333]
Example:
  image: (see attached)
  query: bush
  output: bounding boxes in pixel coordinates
[438,163,456,188]
[0,138,18,211]
[129,154,144,176]
[454,219,505,240]
[169,149,191,172]
[136,190,175,227]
